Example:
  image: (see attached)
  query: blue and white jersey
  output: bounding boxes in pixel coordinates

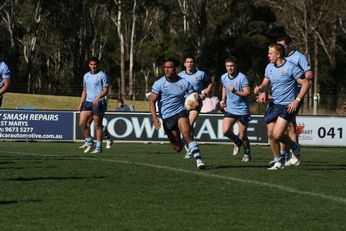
[0,60,11,89]
[178,69,210,93]
[83,70,109,102]
[286,50,311,94]
[264,60,304,105]
[286,50,311,73]
[152,75,193,119]
[221,72,250,115]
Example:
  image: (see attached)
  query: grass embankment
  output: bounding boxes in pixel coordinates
[2,93,150,111]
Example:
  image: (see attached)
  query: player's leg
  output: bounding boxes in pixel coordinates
[162,113,184,152]
[179,116,205,169]
[237,119,251,162]
[166,129,184,152]
[92,114,104,153]
[222,116,242,156]
[79,109,94,153]
[79,116,94,149]
[104,126,113,149]
[267,121,284,170]
[285,115,301,166]
[79,101,94,153]
[183,109,200,159]
[268,117,293,170]
[91,99,107,153]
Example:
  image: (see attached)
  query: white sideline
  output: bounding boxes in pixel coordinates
[4,150,346,204]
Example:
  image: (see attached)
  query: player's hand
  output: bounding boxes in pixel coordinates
[287,99,299,113]
[199,90,207,100]
[229,85,236,94]
[220,99,226,108]
[93,98,99,106]
[256,92,266,104]
[153,118,161,130]
[254,86,263,94]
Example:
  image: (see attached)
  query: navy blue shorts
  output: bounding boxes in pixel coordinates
[224,112,251,126]
[264,102,295,124]
[81,99,107,116]
[162,110,189,133]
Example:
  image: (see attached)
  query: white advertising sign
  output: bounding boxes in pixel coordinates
[296,116,346,146]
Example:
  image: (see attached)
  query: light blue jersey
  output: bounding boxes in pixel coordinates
[152,75,193,119]
[221,72,250,115]
[286,50,311,73]
[286,50,311,94]
[83,70,109,102]
[264,60,303,105]
[0,60,11,89]
[178,69,210,93]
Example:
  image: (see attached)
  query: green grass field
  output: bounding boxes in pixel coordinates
[2,93,150,112]
[0,142,345,230]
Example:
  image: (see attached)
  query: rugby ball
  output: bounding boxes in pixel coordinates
[184,92,200,111]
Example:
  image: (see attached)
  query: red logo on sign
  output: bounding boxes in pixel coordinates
[296,124,304,136]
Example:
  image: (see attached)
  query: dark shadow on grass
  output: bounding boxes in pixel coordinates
[0,161,15,165]
[0,199,42,205]
[0,156,89,160]
[0,166,57,170]
[300,164,346,171]
[300,161,329,164]
[211,165,267,169]
[4,176,107,181]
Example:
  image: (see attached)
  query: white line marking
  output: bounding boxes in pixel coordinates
[3,150,346,204]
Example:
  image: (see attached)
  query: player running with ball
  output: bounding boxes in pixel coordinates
[149,57,206,169]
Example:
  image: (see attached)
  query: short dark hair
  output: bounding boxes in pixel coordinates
[88,56,100,64]
[183,55,196,62]
[269,43,285,58]
[224,56,238,65]
[164,57,180,67]
[117,98,124,104]
[277,35,292,45]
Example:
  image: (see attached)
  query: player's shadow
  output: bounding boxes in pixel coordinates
[0,166,57,170]
[0,199,42,205]
[211,164,266,169]
[300,164,346,171]
[4,176,107,181]
[297,160,346,170]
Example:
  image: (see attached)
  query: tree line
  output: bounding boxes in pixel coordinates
[1,0,346,111]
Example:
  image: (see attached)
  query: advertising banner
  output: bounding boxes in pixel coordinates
[75,112,268,144]
[296,116,346,146]
[0,110,74,141]
[1,110,344,147]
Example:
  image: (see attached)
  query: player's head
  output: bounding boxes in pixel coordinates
[88,56,100,65]
[268,43,285,63]
[183,55,196,73]
[277,35,293,55]
[87,57,100,73]
[164,57,180,78]
[224,56,238,76]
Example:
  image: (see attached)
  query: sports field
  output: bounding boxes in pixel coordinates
[0,142,345,230]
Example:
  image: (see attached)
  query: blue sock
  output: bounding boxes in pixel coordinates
[188,141,201,160]
[280,150,286,159]
[86,137,93,145]
[274,156,283,163]
[96,141,102,149]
